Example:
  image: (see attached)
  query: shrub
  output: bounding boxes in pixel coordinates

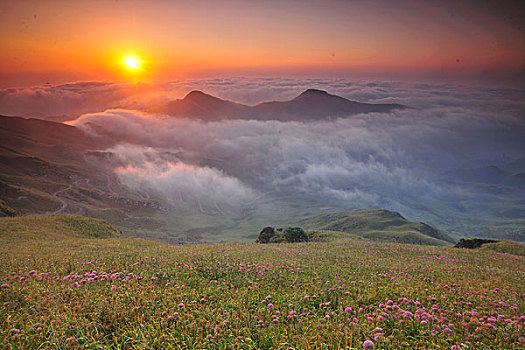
[256,227,275,243]
[284,227,309,243]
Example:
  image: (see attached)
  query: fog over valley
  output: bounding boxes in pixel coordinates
[15,78,516,241]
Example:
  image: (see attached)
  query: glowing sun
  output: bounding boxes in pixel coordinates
[123,55,142,71]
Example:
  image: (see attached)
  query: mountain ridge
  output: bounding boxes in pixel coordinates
[150,89,406,121]
[297,209,456,246]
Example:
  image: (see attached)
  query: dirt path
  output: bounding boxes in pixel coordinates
[51,184,73,214]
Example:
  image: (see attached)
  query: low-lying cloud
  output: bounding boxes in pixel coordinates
[108,145,255,214]
[40,78,525,236]
[3,78,524,121]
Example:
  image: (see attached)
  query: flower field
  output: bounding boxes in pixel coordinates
[1,228,524,349]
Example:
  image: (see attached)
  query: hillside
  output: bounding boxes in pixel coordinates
[1,216,523,349]
[297,209,456,246]
[0,214,121,244]
[0,199,17,217]
[478,240,525,257]
[0,115,167,234]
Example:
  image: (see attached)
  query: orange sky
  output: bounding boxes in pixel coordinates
[1,0,524,87]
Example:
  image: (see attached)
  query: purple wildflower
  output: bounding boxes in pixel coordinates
[363,340,374,349]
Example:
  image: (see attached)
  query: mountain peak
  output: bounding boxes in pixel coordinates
[184,90,215,101]
[298,89,329,97]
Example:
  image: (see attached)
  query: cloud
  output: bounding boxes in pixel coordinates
[110,145,255,214]
[4,78,524,121]
[8,77,524,234]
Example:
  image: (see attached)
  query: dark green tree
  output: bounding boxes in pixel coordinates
[256,226,275,243]
[284,227,309,242]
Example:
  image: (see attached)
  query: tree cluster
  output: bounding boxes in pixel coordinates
[256,226,309,243]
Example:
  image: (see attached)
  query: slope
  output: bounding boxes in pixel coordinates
[297,209,455,246]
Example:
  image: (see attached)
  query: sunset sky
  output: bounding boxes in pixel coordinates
[1,0,524,87]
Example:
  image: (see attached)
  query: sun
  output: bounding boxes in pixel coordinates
[123,55,142,71]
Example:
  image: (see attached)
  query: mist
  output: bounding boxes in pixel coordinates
[64,79,525,238]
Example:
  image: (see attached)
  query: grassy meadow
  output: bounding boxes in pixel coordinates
[1,215,524,349]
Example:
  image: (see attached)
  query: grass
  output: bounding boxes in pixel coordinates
[297,209,456,246]
[0,214,121,243]
[478,241,525,257]
[1,214,524,349]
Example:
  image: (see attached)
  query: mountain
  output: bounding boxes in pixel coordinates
[250,89,406,121]
[151,91,250,121]
[151,89,406,121]
[0,115,166,234]
[297,209,456,246]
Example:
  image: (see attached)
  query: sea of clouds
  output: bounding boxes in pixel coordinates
[2,78,524,233]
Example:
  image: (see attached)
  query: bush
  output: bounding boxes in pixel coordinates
[256,226,308,243]
[284,227,309,242]
[256,227,275,243]
[455,238,498,249]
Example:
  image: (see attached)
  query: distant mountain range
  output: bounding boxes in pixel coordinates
[150,89,407,121]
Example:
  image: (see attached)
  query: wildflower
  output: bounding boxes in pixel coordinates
[66,337,75,344]
[9,328,20,334]
[178,303,185,308]
[111,285,116,291]
[267,303,273,308]
[363,339,374,349]
[71,282,79,288]
[0,284,9,289]
[374,327,382,333]
[344,307,352,312]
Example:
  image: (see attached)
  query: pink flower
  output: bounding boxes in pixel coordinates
[178,303,185,308]
[344,307,352,312]
[363,339,374,349]
[9,328,20,334]
[0,284,9,289]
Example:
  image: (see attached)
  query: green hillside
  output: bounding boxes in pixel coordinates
[1,215,523,349]
[0,116,167,235]
[297,209,455,246]
[0,214,121,244]
[478,240,525,257]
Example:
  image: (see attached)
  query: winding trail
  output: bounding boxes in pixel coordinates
[51,185,73,214]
